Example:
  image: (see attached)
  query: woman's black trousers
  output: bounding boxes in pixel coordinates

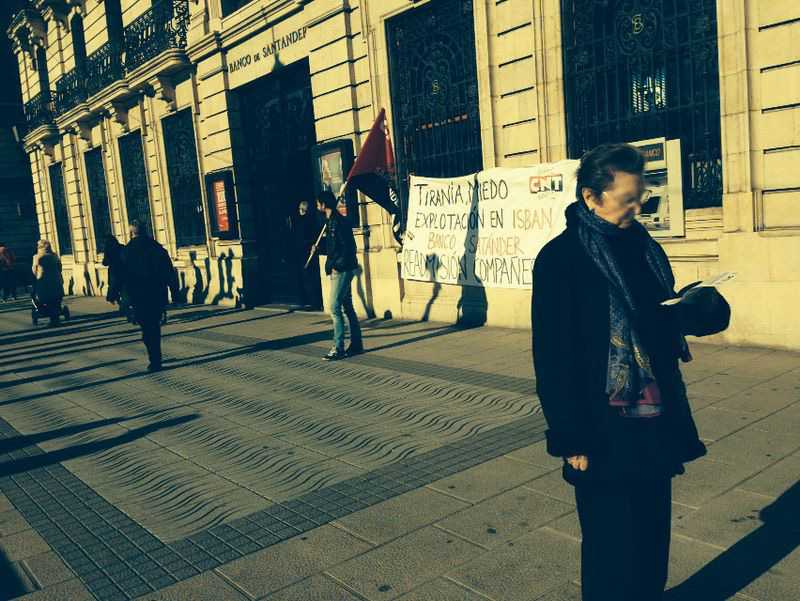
[575,478,672,601]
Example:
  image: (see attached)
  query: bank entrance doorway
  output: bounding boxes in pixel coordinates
[238,59,322,306]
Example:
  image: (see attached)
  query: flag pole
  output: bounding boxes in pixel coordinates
[303,181,349,270]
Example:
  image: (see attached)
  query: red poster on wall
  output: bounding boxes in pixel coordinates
[213,179,229,232]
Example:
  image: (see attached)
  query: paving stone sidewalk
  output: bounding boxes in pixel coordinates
[0,296,798,600]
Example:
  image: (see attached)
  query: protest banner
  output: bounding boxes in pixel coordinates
[401,160,579,289]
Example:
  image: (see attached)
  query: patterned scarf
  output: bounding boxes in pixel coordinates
[566,201,690,418]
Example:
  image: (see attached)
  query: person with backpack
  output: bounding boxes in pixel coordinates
[120,222,179,371]
[0,242,17,302]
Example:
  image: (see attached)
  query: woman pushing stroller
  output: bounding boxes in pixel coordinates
[31,239,65,326]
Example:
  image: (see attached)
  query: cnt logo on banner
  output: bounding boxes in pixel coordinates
[401,160,579,289]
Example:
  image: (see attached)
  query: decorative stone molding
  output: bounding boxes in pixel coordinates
[38,1,72,31]
[7,9,48,65]
[102,102,129,133]
[66,121,92,147]
[148,76,178,113]
[31,139,57,162]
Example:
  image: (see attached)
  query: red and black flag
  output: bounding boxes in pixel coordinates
[345,108,403,243]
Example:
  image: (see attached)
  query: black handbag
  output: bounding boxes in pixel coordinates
[675,281,731,337]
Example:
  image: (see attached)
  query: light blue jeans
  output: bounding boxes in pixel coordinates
[329,269,361,350]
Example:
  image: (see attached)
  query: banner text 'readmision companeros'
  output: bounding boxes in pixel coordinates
[401,161,579,289]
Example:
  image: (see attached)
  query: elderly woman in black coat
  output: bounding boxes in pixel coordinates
[532,143,720,601]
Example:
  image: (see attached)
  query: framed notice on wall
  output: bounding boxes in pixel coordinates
[310,139,358,227]
[204,170,239,239]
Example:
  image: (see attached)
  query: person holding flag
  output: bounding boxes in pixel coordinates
[303,107,403,359]
[312,190,362,361]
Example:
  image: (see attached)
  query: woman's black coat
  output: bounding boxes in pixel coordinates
[531,220,707,487]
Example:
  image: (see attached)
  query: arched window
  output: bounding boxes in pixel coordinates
[104,0,123,45]
[36,45,49,93]
[70,13,86,70]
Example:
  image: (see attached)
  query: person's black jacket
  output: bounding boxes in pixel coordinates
[532,225,707,487]
[323,210,358,275]
[120,236,179,308]
[102,237,124,302]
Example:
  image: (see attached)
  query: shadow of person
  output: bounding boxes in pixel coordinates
[457,174,487,328]
[665,479,800,600]
[188,251,209,305]
[353,265,375,319]
[421,253,441,322]
[0,415,199,478]
[0,548,28,600]
[82,269,94,297]
[211,250,235,305]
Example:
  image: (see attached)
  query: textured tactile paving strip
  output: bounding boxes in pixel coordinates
[0,412,547,600]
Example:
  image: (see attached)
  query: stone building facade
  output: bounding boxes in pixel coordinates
[7,0,800,349]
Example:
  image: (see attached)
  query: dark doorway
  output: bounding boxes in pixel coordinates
[237,59,321,306]
[386,0,483,219]
[561,0,722,209]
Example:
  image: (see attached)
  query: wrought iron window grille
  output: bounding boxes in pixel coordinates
[55,67,88,115]
[123,0,190,73]
[118,130,153,235]
[84,147,113,249]
[24,90,58,130]
[86,41,125,98]
[48,163,73,256]
[561,0,723,209]
[161,109,206,248]
[386,0,484,220]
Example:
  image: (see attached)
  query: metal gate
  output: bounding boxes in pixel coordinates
[118,130,153,233]
[561,0,722,208]
[238,59,318,305]
[84,147,112,248]
[162,109,205,247]
[386,0,483,217]
[48,163,72,256]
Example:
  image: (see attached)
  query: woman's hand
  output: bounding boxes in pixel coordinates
[566,455,589,471]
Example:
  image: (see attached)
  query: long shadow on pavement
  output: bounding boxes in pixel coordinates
[665,479,800,600]
[0,415,199,478]
[0,548,28,600]
[0,358,135,390]
[0,327,329,408]
[0,310,287,368]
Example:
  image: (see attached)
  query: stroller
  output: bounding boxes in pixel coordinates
[31,294,70,325]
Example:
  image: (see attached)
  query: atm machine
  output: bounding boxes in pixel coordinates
[631,137,685,237]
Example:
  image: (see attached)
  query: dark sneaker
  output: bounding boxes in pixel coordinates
[346,342,364,356]
[323,348,346,361]
[147,362,163,372]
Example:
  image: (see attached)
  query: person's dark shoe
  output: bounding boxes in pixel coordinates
[346,342,364,356]
[147,362,163,372]
[323,347,346,361]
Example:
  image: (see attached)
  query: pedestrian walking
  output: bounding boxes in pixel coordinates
[120,222,179,371]
[532,143,713,601]
[312,190,362,360]
[31,240,63,326]
[102,235,124,305]
[0,242,17,301]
